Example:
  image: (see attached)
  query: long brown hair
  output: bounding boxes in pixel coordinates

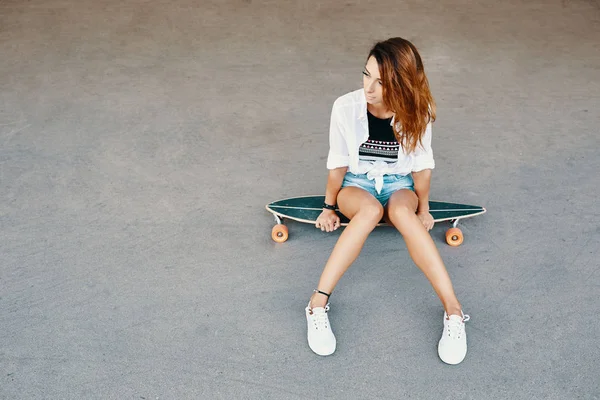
[368,38,436,154]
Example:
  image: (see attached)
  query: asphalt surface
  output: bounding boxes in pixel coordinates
[1,0,599,399]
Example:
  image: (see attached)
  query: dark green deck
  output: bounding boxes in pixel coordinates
[266,195,485,224]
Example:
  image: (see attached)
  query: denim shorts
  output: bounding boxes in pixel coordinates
[341,172,414,206]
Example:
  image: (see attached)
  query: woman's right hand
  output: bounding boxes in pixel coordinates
[315,209,341,232]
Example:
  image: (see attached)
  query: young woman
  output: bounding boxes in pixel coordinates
[305,37,470,365]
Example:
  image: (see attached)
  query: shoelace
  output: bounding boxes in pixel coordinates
[311,305,331,331]
[446,314,470,340]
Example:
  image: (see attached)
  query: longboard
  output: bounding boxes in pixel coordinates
[266,195,486,246]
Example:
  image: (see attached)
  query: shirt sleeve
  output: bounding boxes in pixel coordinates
[411,121,435,172]
[326,100,350,169]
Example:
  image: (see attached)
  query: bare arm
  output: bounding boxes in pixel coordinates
[412,168,432,213]
[412,169,434,231]
[316,167,347,232]
[324,167,348,206]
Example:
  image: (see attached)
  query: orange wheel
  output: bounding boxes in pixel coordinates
[271,224,289,243]
[446,227,464,246]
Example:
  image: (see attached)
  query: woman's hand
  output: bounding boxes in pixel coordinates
[315,209,341,232]
[417,211,434,231]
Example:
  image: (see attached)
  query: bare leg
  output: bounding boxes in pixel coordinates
[385,189,462,316]
[310,187,383,308]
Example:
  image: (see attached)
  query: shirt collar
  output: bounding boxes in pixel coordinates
[358,90,367,121]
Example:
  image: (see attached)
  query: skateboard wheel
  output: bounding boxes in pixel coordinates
[271,224,289,243]
[446,227,464,247]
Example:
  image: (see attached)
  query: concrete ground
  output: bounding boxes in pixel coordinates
[1,0,599,399]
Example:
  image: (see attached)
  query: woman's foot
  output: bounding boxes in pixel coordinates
[438,311,470,365]
[305,293,336,356]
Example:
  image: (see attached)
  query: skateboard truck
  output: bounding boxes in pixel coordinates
[271,214,288,243]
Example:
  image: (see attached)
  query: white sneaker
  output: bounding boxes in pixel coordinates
[438,311,470,365]
[305,302,336,356]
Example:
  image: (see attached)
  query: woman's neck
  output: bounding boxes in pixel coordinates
[367,103,394,119]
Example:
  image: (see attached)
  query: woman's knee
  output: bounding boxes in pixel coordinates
[355,202,384,223]
[387,201,416,224]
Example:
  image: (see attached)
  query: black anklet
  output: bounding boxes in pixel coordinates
[313,289,331,299]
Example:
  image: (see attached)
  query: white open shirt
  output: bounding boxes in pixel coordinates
[326,89,435,193]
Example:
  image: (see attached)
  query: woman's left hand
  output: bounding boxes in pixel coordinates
[417,211,434,231]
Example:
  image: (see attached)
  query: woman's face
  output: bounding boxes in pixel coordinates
[363,56,384,106]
